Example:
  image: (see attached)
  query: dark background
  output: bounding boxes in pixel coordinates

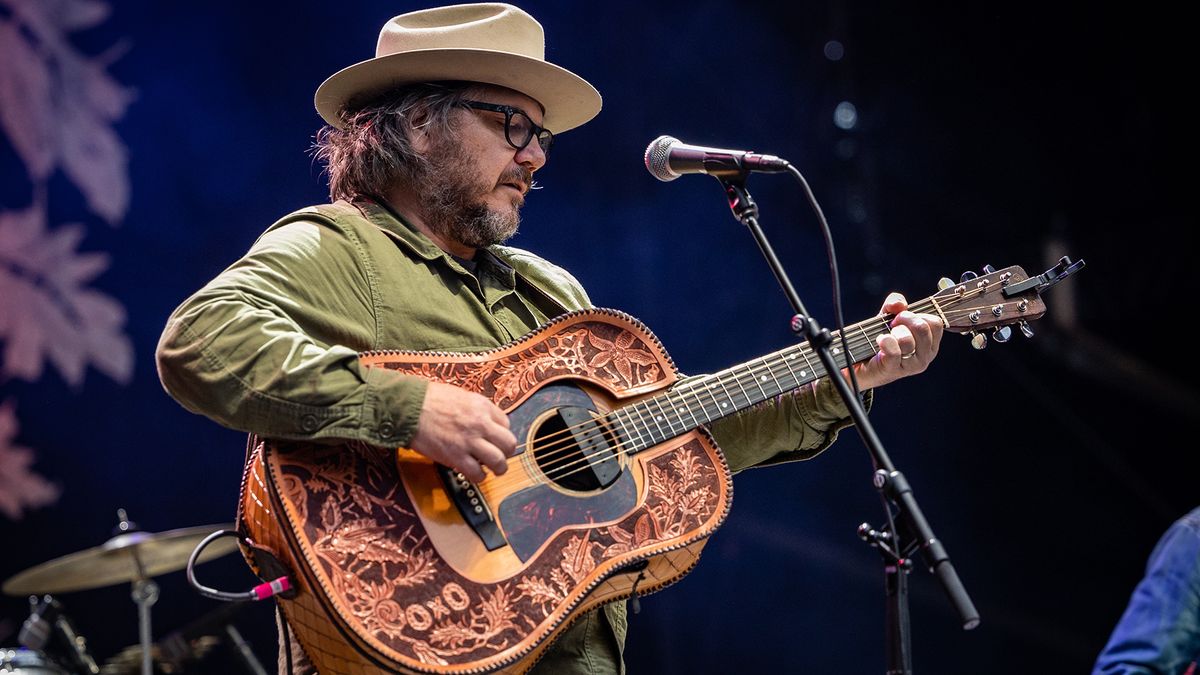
[1,1,1194,673]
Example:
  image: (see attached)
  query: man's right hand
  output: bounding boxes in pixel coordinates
[410,381,518,483]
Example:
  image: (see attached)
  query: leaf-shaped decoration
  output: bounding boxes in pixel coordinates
[0,19,57,180]
[53,0,112,32]
[0,206,134,387]
[0,0,134,222]
[0,399,61,520]
[55,63,131,223]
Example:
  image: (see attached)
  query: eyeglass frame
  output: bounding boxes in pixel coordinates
[459,100,554,154]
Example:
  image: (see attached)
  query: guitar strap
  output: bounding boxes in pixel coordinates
[510,265,574,321]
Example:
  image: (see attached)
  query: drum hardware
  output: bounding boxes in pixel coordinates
[99,601,265,675]
[17,595,98,674]
[1,645,68,674]
[3,509,240,675]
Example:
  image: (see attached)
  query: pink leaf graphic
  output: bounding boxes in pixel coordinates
[0,399,61,520]
[54,0,112,32]
[0,20,56,180]
[1,0,134,223]
[0,207,135,387]
[58,105,130,224]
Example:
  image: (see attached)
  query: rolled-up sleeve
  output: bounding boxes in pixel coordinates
[155,218,426,447]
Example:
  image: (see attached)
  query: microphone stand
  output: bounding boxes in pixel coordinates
[717,173,979,674]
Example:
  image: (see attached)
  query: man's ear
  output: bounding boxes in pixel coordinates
[408,113,432,154]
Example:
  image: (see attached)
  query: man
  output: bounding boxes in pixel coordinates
[156,4,942,673]
[1092,506,1200,674]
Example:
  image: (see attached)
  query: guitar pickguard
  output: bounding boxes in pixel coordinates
[501,383,639,561]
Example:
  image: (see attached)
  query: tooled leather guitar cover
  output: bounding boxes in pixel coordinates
[237,309,734,674]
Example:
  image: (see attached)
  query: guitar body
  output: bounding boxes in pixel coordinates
[238,309,734,674]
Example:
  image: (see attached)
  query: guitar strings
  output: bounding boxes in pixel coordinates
[486,293,979,490]
[485,313,888,490]
[492,298,996,491]
[495,294,933,476]
[485,289,1007,490]
[495,326,881,489]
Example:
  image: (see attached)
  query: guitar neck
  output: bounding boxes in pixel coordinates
[601,257,1068,453]
[607,295,941,452]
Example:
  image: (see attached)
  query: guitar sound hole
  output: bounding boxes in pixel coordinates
[532,408,622,492]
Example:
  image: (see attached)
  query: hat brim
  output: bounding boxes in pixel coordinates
[314,48,602,133]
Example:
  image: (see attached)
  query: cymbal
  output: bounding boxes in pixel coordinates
[2,524,241,596]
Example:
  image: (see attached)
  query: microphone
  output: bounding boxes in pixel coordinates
[644,135,790,182]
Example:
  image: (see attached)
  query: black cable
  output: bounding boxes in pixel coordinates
[785,162,866,403]
[186,529,292,603]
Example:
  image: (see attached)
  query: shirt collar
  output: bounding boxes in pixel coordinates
[353,197,517,288]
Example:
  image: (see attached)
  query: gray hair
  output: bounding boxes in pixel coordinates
[312,82,480,202]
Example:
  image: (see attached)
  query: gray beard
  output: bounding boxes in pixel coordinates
[414,141,523,250]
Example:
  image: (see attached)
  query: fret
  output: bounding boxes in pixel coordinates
[797,345,820,380]
[712,375,738,414]
[648,395,679,436]
[729,368,753,409]
[857,323,879,357]
[611,409,643,452]
[746,360,771,401]
[829,341,848,372]
[672,389,704,428]
[707,377,731,417]
[763,355,786,397]
[636,400,668,444]
[686,383,716,423]
[777,346,803,385]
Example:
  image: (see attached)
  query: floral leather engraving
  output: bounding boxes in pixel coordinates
[256,310,733,672]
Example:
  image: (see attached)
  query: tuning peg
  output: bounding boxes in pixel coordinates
[937,277,955,291]
[982,264,996,274]
[968,331,987,350]
[959,271,978,282]
[991,326,1013,343]
[1019,321,1034,339]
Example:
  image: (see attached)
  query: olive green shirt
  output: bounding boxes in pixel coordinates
[155,198,863,674]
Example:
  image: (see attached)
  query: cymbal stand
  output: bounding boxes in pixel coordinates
[116,509,157,675]
[130,574,158,675]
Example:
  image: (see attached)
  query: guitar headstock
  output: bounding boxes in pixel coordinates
[931,257,1085,348]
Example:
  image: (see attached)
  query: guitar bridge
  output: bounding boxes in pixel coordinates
[438,466,508,551]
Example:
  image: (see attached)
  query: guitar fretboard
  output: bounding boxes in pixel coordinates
[605,314,897,452]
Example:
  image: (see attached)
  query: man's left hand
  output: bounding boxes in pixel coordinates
[851,292,943,390]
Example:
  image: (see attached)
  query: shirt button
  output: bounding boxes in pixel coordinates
[379,420,396,439]
[300,414,320,432]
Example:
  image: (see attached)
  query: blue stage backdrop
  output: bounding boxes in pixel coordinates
[1,1,1194,673]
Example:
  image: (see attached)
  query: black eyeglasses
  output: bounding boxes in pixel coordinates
[460,100,554,154]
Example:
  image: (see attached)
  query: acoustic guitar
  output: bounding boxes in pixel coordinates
[237,259,1082,674]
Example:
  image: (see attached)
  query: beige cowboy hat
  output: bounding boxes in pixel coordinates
[314,3,602,133]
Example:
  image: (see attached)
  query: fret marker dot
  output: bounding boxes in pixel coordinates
[801,371,808,376]
[761,376,768,382]
[721,402,728,408]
